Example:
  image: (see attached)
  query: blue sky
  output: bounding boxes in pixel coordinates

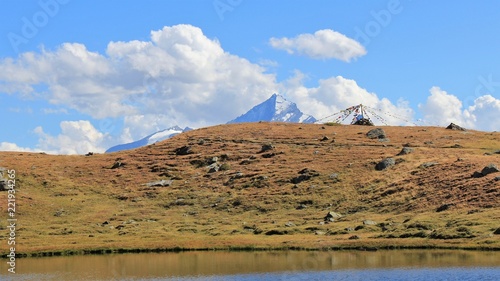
[1,0,499,154]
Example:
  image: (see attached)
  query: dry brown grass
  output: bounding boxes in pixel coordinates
[0,123,499,256]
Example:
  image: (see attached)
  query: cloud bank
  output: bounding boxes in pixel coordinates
[269,29,367,61]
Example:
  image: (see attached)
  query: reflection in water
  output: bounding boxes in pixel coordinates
[1,250,499,280]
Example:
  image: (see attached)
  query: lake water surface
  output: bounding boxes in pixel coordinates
[1,250,499,280]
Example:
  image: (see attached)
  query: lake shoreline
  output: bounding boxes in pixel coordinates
[5,243,500,259]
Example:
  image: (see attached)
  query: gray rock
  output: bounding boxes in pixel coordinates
[146,179,173,187]
[481,163,499,176]
[397,147,414,156]
[324,211,342,222]
[0,179,7,191]
[207,163,221,173]
[315,231,326,235]
[446,123,466,131]
[420,162,438,168]
[375,158,395,171]
[494,228,500,235]
[363,220,377,225]
[495,176,500,181]
[367,128,387,139]
[285,221,296,227]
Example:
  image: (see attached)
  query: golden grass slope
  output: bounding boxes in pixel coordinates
[0,123,499,256]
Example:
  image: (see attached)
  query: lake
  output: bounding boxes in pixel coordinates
[1,250,499,280]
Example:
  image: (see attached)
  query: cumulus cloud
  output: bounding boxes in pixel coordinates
[0,142,39,152]
[269,29,366,61]
[463,95,500,131]
[0,24,278,125]
[34,120,111,154]
[283,72,414,125]
[418,87,467,126]
[419,87,500,131]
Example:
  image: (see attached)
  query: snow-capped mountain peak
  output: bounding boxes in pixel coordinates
[228,93,316,124]
[105,126,191,153]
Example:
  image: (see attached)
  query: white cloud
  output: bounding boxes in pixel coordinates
[269,29,366,61]
[0,24,278,125]
[0,142,38,152]
[283,72,414,125]
[418,87,467,126]
[419,87,500,131]
[34,120,112,154]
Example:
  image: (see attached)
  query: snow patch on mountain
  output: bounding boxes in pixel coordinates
[105,126,191,153]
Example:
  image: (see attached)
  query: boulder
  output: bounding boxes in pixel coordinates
[375,158,395,171]
[446,123,466,131]
[260,144,274,153]
[397,147,414,155]
[324,211,342,222]
[481,163,499,176]
[366,128,387,139]
[494,228,500,235]
[175,145,193,156]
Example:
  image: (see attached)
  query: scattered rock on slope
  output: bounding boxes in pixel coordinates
[446,123,466,131]
[366,128,387,139]
[397,147,414,155]
[291,168,320,184]
[375,158,395,171]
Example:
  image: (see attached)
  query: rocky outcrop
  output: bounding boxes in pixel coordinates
[446,123,466,131]
[472,163,499,178]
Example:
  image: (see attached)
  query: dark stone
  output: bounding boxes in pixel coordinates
[0,179,7,191]
[472,171,484,178]
[349,235,360,240]
[446,123,466,131]
[494,228,500,235]
[265,230,287,235]
[375,158,395,171]
[436,203,454,212]
[175,145,193,155]
[111,161,124,169]
[320,136,329,141]
[260,144,274,153]
[367,128,387,139]
[397,147,414,156]
[495,176,500,181]
[291,168,320,184]
[85,152,94,156]
[481,163,499,176]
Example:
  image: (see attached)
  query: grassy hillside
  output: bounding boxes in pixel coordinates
[0,123,499,256]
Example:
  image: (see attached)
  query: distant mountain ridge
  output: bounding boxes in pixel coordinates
[228,93,316,124]
[106,94,316,153]
[105,126,191,153]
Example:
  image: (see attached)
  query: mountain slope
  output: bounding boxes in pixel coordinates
[228,93,316,124]
[0,123,499,256]
[105,126,191,153]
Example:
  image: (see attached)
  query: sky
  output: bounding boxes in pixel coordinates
[1,0,499,154]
